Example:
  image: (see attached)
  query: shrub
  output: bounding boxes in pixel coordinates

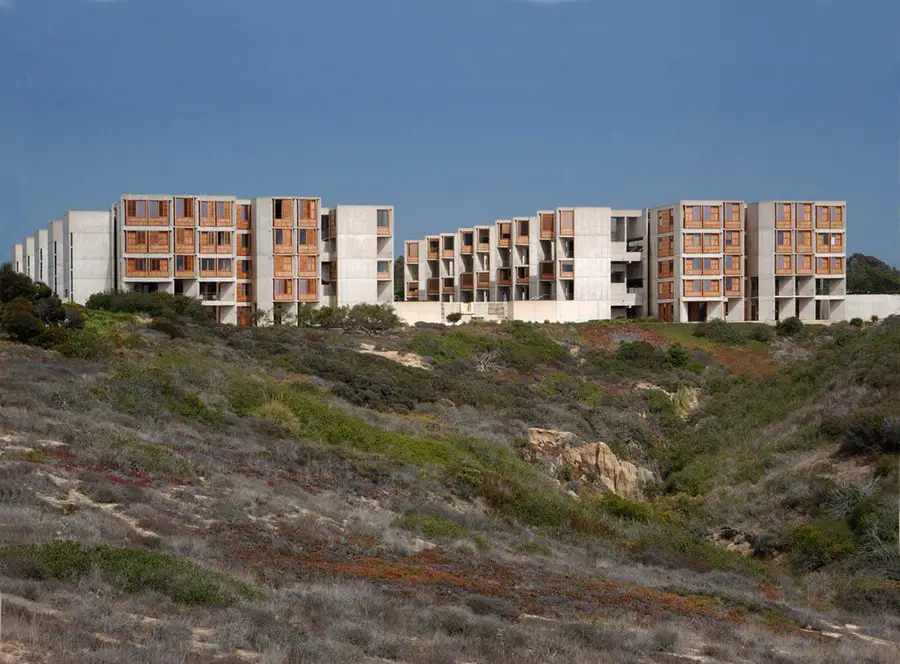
[663,343,690,368]
[616,340,660,366]
[776,316,803,337]
[0,262,38,303]
[34,295,66,324]
[850,317,864,328]
[693,319,745,345]
[594,493,653,522]
[1,297,45,342]
[446,312,462,324]
[343,303,400,333]
[149,318,185,339]
[86,290,210,323]
[393,514,470,541]
[821,408,900,456]
[748,324,775,343]
[787,519,857,571]
[0,541,258,605]
[49,328,113,360]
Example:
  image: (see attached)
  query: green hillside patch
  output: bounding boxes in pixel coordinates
[0,541,259,606]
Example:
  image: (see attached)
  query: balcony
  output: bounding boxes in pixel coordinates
[559,211,574,238]
[298,234,318,255]
[461,233,474,254]
[237,240,251,257]
[559,260,574,279]
[377,268,391,281]
[441,244,455,259]
[796,255,813,275]
[702,236,721,254]
[426,278,440,296]
[460,272,474,290]
[175,236,195,255]
[125,258,169,279]
[724,280,742,297]
[476,272,490,289]
[216,243,232,255]
[683,280,721,298]
[299,200,318,229]
[236,205,252,231]
[497,269,512,286]
[498,224,512,247]
[441,278,455,294]
[298,279,318,302]
[515,231,530,245]
[539,261,555,280]
[175,257,196,278]
[775,256,793,276]
[476,231,491,253]
[540,214,555,240]
[216,204,232,227]
[427,242,439,261]
[407,283,419,299]
[406,244,419,264]
[175,199,196,227]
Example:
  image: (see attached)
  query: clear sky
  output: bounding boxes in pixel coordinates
[1,0,897,265]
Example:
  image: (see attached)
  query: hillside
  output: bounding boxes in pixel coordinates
[848,253,900,294]
[0,286,898,662]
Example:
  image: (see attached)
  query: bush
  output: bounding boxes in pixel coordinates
[663,343,690,368]
[693,319,745,345]
[0,541,258,605]
[594,493,653,522]
[787,519,857,571]
[446,312,462,324]
[86,290,210,323]
[616,340,660,365]
[776,316,803,337]
[149,318,185,339]
[748,324,775,343]
[0,262,38,303]
[821,408,900,456]
[393,514,470,541]
[1,297,45,342]
[849,317,864,328]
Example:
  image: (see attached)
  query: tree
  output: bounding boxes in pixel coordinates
[0,262,37,303]
[393,256,405,301]
[1,297,46,342]
[847,254,900,294]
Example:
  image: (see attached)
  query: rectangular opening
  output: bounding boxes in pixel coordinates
[377,209,391,235]
[684,205,702,228]
[298,229,317,253]
[796,203,813,228]
[776,202,793,228]
[499,223,512,246]
[658,259,673,278]
[657,209,673,233]
[657,280,674,299]
[611,217,625,243]
[702,205,720,227]
[238,259,251,278]
[559,210,574,236]
[516,220,529,243]
[540,213,555,239]
[274,279,293,300]
[776,254,793,275]
[724,203,741,228]
[275,255,292,277]
[658,236,673,257]
[723,254,741,275]
[377,260,390,278]
[274,228,293,253]
[776,230,792,252]
[300,199,318,225]
[237,204,251,229]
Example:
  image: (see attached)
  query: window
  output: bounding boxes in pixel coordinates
[135,200,147,217]
[218,259,231,272]
[479,230,489,244]
[275,229,283,245]
[703,258,712,270]
[217,201,226,219]
[831,234,841,246]
[217,232,231,245]
[201,201,211,218]
[275,279,290,295]
[443,236,453,250]
[176,256,184,271]
[176,198,194,218]
[725,255,734,270]
[377,209,390,228]
[377,261,390,273]
[299,230,309,245]
[239,283,251,297]
[703,280,713,291]
[240,205,251,223]
[239,260,250,277]
[201,258,215,271]
[559,210,575,233]
[777,231,788,245]
[692,258,701,270]
[240,234,250,249]
[274,199,285,219]
[691,280,702,291]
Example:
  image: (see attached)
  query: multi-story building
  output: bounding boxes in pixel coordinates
[7,193,394,324]
[647,201,745,322]
[48,221,64,296]
[405,207,645,319]
[746,201,846,322]
[11,243,23,275]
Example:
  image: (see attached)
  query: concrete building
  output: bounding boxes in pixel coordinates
[12,193,394,324]
[746,201,846,323]
[646,201,745,323]
[23,236,36,283]
[34,228,49,287]
[11,243,23,275]
[48,221,64,296]
[405,207,645,320]
[63,211,115,305]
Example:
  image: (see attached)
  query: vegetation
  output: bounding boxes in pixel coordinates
[847,253,900,294]
[295,302,401,332]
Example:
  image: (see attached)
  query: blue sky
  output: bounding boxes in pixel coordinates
[1,0,897,264]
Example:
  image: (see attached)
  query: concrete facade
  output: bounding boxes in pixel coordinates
[405,207,645,320]
[34,229,49,287]
[12,243,24,274]
[48,221,64,296]
[844,294,900,321]
[63,211,115,305]
[23,236,36,283]
[746,201,846,323]
[325,205,394,308]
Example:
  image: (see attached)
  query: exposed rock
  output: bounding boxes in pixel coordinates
[358,343,431,370]
[634,383,699,418]
[707,527,754,556]
[523,428,657,500]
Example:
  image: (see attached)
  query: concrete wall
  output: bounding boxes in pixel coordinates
[34,229,49,286]
[844,295,900,321]
[24,236,36,282]
[573,207,611,318]
[252,197,276,316]
[63,211,114,305]
[12,243,23,274]
[333,205,394,307]
[48,221,64,295]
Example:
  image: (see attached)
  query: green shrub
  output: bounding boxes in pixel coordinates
[615,340,661,366]
[821,408,900,456]
[149,318,185,339]
[776,316,804,337]
[446,312,462,323]
[394,514,470,541]
[86,291,210,323]
[849,317,864,328]
[787,519,857,571]
[693,319,745,345]
[1,297,46,342]
[0,541,258,605]
[0,263,38,303]
[663,343,690,368]
[594,493,653,522]
[748,324,775,343]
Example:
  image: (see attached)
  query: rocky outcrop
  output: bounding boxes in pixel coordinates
[706,527,754,556]
[523,428,656,500]
[634,383,700,418]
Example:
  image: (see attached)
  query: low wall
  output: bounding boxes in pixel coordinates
[843,294,900,321]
